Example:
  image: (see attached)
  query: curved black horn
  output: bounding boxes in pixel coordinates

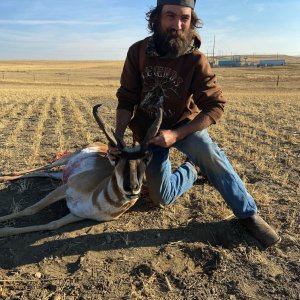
[93,104,119,147]
[141,108,163,150]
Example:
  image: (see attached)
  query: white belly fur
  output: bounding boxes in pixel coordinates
[66,188,133,221]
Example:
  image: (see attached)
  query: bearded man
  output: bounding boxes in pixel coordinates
[110,0,281,248]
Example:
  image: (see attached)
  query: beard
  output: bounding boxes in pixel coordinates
[153,26,194,58]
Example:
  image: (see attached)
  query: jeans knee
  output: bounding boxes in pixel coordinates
[194,144,224,172]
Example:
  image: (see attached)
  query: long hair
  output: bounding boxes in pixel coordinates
[146,5,203,33]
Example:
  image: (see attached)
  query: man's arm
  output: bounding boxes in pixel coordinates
[149,112,213,148]
[107,108,133,159]
[149,53,226,148]
[115,108,133,138]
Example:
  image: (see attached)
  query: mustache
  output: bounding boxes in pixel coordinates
[164,28,186,39]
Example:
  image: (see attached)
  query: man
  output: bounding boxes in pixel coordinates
[110,0,280,248]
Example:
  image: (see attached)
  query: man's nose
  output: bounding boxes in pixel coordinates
[173,19,183,31]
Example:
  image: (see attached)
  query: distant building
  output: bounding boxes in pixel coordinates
[218,56,241,67]
[258,60,286,67]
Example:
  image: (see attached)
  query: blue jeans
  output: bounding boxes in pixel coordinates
[145,129,257,219]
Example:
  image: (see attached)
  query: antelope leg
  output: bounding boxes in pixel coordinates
[0,184,67,222]
[0,149,81,177]
[0,213,83,237]
[0,171,63,182]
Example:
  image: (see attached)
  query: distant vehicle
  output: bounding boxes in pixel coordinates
[257,60,286,67]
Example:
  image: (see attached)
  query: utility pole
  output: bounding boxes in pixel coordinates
[212,35,216,66]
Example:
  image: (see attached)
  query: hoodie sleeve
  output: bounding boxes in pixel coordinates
[191,53,226,123]
[116,42,142,113]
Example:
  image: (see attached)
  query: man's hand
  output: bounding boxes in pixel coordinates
[148,113,215,148]
[149,130,179,148]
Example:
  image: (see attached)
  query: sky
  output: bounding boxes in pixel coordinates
[0,0,299,60]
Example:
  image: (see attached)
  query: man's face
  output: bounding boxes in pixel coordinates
[160,5,192,34]
[154,5,193,57]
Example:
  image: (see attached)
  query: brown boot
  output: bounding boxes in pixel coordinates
[239,213,281,248]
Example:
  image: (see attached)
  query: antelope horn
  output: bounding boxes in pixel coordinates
[141,108,163,149]
[93,104,122,148]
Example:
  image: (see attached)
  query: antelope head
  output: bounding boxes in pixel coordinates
[93,104,163,200]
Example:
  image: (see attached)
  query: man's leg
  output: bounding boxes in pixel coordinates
[175,129,257,219]
[175,129,257,218]
[145,145,197,206]
[175,129,280,247]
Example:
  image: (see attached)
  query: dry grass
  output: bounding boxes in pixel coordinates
[0,60,123,86]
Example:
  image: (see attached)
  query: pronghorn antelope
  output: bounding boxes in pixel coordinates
[0,104,163,237]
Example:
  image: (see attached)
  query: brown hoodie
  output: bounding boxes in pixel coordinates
[116,35,226,142]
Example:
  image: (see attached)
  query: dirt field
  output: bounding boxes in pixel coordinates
[0,58,299,299]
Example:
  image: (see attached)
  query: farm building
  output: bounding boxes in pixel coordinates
[218,56,241,67]
[258,59,286,67]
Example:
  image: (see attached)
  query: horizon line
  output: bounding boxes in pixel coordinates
[0,53,299,62]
